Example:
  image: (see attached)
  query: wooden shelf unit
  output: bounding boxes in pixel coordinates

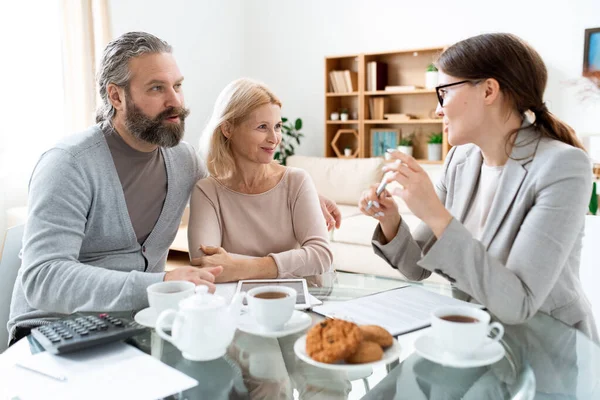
[325,46,451,161]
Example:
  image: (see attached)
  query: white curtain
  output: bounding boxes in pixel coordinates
[0,0,112,237]
[60,0,112,133]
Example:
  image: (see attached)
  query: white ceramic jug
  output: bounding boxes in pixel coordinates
[156,286,245,361]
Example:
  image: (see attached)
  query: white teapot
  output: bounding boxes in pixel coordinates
[155,286,245,361]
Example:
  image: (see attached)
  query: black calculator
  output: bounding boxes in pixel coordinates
[30,313,147,355]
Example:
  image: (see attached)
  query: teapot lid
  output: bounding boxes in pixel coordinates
[180,285,226,310]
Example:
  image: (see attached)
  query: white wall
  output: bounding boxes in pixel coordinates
[243,0,600,157]
[0,1,65,236]
[109,0,245,150]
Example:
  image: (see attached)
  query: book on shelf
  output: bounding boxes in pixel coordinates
[328,70,358,93]
[384,113,418,121]
[367,62,388,91]
[384,85,425,92]
[368,97,386,120]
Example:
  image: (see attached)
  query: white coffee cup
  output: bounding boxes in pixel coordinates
[247,286,296,331]
[431,306,504,358]
[147,281,196,314]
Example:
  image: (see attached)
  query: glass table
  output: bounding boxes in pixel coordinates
[124,272,600,400]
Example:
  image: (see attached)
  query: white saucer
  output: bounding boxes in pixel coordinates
[414,334,505,368]
[134,307,174,329]
[293,334,402,371]
[237,310,312,338]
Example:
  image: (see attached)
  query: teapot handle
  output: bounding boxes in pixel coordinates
[156,309,181,344]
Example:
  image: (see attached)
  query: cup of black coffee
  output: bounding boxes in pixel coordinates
[431,306,504,357]
[247,286,297,331]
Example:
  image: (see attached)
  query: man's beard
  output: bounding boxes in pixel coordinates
[124,98,190,148]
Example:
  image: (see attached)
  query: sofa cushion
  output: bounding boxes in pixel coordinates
[335,212,380,246]
[337,204,363,219]
[287,156,384,206]
[333,206,424,246]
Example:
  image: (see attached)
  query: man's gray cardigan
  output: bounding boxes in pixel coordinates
[8,124,205,337]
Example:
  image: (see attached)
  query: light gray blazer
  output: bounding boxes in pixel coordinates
[372,125,598,341]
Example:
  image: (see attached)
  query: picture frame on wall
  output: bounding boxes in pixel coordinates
[370,128,399,157]
[583,27,600,76]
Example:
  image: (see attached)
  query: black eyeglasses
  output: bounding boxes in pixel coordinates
[435,80,481,107]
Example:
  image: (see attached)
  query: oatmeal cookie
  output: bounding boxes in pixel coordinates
[359,325,394,348]
[306,319,363,363]
[345,341,384,364]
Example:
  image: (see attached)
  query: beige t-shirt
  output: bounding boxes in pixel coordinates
[188,167,333,278]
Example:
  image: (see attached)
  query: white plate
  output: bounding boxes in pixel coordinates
[293,334,402,371]
[134,307,174,329]
[237,310,312,338]
[414,334,505,368]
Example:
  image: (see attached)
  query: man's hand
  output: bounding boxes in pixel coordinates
[319,194,342,231]
[164,266,223,293]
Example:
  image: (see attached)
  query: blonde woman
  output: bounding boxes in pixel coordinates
[188,78,333,282]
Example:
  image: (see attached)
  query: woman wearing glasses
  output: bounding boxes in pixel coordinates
[359,33,597,341]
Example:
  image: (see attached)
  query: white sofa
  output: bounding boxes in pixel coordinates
[287,155,447,283]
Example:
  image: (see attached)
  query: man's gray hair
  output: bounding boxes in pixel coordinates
[96,31,172,123]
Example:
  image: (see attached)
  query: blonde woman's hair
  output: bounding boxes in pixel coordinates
[199,78,282,179]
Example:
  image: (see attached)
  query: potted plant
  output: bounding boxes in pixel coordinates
[274,117,304,166]
[425,63,438,89]
[340,108,349,121]
[330,111,340,121]
[344,146,352,157]
[427,132,443,161]
[397,134,414,156]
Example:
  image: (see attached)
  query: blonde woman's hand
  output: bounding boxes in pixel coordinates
[319,194,342,231]
[191,246,240,283]
[359,183,401,243]
[383,150,452,237]
[191,246,234,268]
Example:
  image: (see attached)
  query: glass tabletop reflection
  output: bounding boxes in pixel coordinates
[125,272,600,400]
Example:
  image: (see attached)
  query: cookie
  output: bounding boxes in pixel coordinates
[345,341,384,364]
[359,325,394,348]
[306,319,363,363]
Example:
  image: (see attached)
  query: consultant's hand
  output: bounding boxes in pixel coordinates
[383,150,452,237]
[191,246,239,283]
[163,266,223,293]
[319,194,342,231]
[359,183,401,243]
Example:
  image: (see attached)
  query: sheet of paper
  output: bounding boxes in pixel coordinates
[0,342,198,400]
[312,286,481,336]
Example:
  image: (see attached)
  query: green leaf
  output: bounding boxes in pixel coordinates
[295,118,303,130]
[274,152,281,160]
[282,117,288,123]
[285,149,293,156]
[296,137,300,145]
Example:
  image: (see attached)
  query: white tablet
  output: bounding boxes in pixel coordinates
[236,278,312,309]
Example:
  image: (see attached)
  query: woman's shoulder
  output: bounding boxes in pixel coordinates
[532,138,591,183]
[193,176,221,198]
[282,166,313,187]
[535,136,589,164]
